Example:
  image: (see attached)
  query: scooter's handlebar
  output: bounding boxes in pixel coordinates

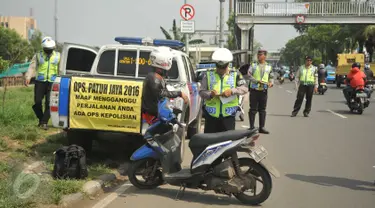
[171,118,186,128]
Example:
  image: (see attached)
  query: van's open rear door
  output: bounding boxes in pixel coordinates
[59,43,98,75]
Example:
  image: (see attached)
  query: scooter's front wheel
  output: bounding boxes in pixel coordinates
[128,158,164,189]
[234,158,272,205]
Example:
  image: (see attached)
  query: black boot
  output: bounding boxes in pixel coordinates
[259,128,270,134]
[259,111,269,134]
[248,111,255,129]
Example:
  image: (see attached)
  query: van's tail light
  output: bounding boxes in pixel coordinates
[50,82,60,112]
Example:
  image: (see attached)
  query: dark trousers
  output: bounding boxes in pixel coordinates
[293,85,314,115]
[204,113,235,133]
[248,89,268,128]
[33,81,52,125]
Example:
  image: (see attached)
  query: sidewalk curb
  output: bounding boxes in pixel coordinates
[60,170,127,207]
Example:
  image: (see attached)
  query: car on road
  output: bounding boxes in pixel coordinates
[50,37,203,151]
[326,66,336,83]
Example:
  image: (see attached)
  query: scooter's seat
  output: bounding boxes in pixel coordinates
[189,129,257,148]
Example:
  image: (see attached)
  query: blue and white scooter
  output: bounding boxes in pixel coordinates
[126,97,279,205]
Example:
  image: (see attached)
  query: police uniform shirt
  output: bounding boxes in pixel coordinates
[199,69,248,100]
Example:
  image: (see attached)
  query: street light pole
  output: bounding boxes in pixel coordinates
[54,0,58,42]
[219,0,225,48]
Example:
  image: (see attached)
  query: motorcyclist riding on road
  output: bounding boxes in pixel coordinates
[141,46,188,124]
[343,62,369,104]
[318,63,328,83]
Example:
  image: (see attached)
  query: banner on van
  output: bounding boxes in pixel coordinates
[69,77,143,133]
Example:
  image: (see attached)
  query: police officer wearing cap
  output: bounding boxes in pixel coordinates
[199,48,248,133]
[247,49,274,134]
[291,56,318,117]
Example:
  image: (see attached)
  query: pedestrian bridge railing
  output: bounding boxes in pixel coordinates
[236,1,375,16]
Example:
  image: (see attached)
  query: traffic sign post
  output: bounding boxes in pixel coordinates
[180,4,195,21]
[180,3,195,55]
[180,21,195,34]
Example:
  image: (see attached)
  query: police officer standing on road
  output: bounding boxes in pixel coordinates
[247,49,274,134]
[25,37,60,130]
[199,48,248,133]
[291,56,318,117]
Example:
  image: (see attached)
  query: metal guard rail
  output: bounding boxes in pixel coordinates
[236,1,375,16]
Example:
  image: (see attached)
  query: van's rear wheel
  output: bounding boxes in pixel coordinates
[67,130,94,155]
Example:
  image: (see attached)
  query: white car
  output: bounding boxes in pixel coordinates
[50,37,203,151]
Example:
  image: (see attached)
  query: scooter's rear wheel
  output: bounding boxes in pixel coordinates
[128,158,164,189]
[234,158,272,205]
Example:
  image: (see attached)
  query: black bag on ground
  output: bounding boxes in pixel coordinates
[52,144,88,180]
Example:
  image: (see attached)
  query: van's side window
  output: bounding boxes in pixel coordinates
[97,50,116,75]
[186,57,196,82]
[138,51,179,79]
[181,56,191,82]
[117,50,137,76]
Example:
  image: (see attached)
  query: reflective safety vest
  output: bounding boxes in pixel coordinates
[299,65,316,85]
[205,70,239,118]
[36,51,60,82]
[249,62,272,90]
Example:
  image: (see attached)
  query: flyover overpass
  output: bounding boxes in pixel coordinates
[234,1,375,62]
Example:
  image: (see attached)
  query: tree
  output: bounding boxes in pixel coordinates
[160,19,205,45]
[0,57,10,73]
[226,12,236,50]
[29,30,43,54]
[0,27,31,65]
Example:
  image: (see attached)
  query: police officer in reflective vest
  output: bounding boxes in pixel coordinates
[247,49,274,134]
[25,37,60,130]
[199,48,248,133]
[291,56,318,117]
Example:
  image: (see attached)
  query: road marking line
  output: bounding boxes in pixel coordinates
[326,109,347,119]
[286,90,293,94]
[241,125,250,128]
[92,182,133,208]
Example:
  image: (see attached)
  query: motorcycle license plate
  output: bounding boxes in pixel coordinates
[249,145,268,163]
[356,93,367,98]
[320,83,326,86]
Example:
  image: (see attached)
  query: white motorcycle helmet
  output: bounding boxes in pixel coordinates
[41,36,56,49]
[319,63,325,69]
[211,48,233,68]
[150,46,174,71]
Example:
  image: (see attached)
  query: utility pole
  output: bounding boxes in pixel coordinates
[54,0,58,42]
[184,0,189,56]
[219,0,225,48]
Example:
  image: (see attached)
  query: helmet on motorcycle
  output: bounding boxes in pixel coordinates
[149,46,174,71]
[319,64,325,69]
[211,48,233,69]
[352,62,361,69]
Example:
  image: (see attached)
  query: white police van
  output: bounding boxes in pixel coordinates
[50,37,202,152]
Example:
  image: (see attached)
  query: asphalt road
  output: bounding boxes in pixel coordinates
[80,81,375,208]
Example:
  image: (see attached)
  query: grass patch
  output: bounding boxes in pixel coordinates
[0,87,41,141]
[0,87,121,207]
[0,139,8,151]
[50,180,85,204]
[88,164,113,180]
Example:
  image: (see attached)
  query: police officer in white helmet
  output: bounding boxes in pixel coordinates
[199,48,248,133]
[141,46,189,124]
[25,36,60,130]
